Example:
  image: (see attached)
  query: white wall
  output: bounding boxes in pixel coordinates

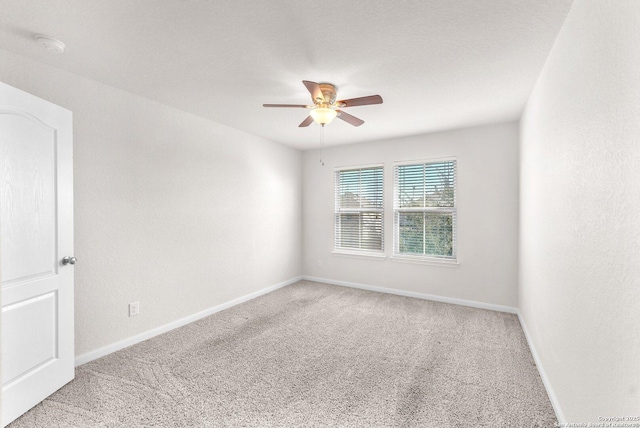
[303,122,520,308]
[0,49,302,356]
[520,0,640,422]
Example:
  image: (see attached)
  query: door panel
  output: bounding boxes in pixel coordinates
[2,291,58,386]
[1,113,56,284]
[0,81,74,427]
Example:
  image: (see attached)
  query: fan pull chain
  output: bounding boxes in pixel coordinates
[320,124,325,166]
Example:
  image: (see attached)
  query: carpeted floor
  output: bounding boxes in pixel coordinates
[10,280,556,427]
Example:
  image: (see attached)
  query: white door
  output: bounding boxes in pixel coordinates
[0,81,74,427]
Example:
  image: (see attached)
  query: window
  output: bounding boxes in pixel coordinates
[393,160,457,261]
[334,165,384,253]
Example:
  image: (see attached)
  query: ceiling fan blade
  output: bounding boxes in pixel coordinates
[298,115,314,127]
[302,80,325,103]
[263,104,309,108]
[336,110,364,127]
[337,95,383,108]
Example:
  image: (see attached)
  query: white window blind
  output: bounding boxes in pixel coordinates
[334,165,384,252]
[393,160,456,260]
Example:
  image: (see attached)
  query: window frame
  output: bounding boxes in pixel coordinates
[392,158,458,263]
[334,163,385,256]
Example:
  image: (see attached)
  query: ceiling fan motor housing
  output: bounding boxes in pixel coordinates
[318,83,337,105]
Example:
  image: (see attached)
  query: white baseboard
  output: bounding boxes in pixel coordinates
[301,275,518,314]
[517,311,566,425]
[75,276,302,367]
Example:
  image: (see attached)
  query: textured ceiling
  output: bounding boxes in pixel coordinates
[0,0,573,149]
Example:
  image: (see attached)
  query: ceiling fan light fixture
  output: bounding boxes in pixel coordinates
[310,107,337,125]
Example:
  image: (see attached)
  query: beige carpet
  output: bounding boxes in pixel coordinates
[10,280,556,427]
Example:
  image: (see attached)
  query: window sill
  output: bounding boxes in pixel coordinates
[332,250,387,260]
[390,256,459,267]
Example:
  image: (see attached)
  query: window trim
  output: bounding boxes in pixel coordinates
[332,249,387,259]
[334,163,385,254]
[393,157,457,262]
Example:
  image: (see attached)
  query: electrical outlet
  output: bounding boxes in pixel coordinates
[317,259,323,267]
[129,301,140,317]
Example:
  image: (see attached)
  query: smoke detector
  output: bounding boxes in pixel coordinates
[34,35,65,53]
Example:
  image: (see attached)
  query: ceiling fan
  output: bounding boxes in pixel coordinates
[263,80,383,127]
